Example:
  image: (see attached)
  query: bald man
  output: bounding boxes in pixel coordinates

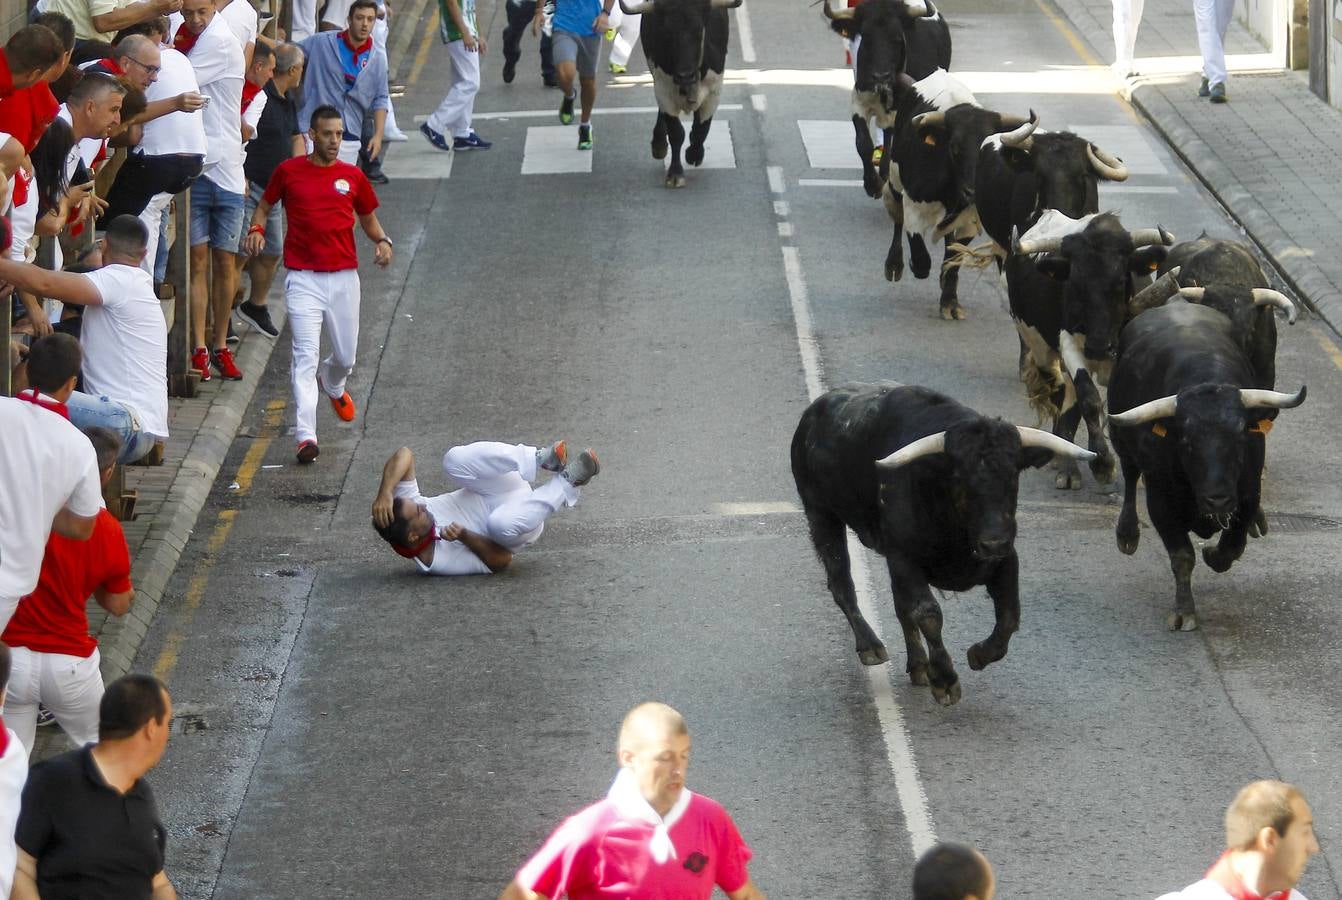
[913,843,995,900]
[500,702,766,900]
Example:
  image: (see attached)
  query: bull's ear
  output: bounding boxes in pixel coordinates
[1017,447,1054,470]
[1000,146,1032,171]
[916,124,944,148]
[1035,254,1070,280]
[1130,245,1168,274]
[828,18,859,38]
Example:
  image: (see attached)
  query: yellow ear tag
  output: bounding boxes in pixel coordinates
[923,134,937,146]
[1151,423,1167,437]
[1148,261,1159,271]
[1249,419,1274,435]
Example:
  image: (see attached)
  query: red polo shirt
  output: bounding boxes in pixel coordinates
[262,156,379,272]
[2,509,132,658]
[0,49,15,100]
[0,82,58,152]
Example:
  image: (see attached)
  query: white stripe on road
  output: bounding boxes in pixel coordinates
[521,127,594,174]
[713,501,800,515]
[798,120,860,169]
[766,165,786,195]
[380,133,455,180]
[781,245,825,402]
[1099,184,1180,194]
[667,121,735,170]
[735,0,757,63]
[415,104,745,122]
[751,93,767,112]
[799,178,863,187]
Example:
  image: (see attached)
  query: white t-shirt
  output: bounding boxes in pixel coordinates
[0,727,28,899]
[219,0,259,54]
[78,264,170,439]
[172,14,246,194]
[392,479,494,576]
[242,88,267,131]
[1157,881,1308,900]
[8,170,37,264]
[139,47,207,157]
[0,398,102,600]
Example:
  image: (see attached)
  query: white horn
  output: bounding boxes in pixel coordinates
[1086,142,1129,182]
[1250,288,1298,324]
[1015,234,1064,256]
[912,110,945,130]
[820,0,854,20]
[902,0,931,16]
[1016,427,1097,461]
[1130,267,1181,313]
[1109,394,1179,427]
[711,0,742,8]
[1177,286,1206,301]
[1130,226,1174,247]
[996,111,1038,149]
[1240,386,1307,410]
[876,432,946,469]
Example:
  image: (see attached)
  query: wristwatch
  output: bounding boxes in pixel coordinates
[377,236,394,247]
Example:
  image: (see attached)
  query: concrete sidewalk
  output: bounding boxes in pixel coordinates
[1050,0,1342,333]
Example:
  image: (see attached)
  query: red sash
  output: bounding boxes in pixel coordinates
[1206,853,1292,900]
[16,389,70,420]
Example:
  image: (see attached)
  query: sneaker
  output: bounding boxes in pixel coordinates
[318,374,356,422]
[364,166,391,185]
[609,62,626,75]
[226,320,239,344]
[502,56,517,83]
[36,705,55,727]
[210,346,243,380]
[420,121,453,152]
[1209,81,1227,103]
[604,27,615,40]
[577,123,593,150]
[296,439,320,464]
[543,74,559,88]
[453,131,493,150]
[383,125,409,142]
[561,448,600,486]
[537,440,568,472]
[559,92,575,125]
[1198,77,1210,98]
[191,346,212,382]
[237,301,279,338]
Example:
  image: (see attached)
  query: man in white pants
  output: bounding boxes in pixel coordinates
[1111,0,1143,77]
[243,104,392,464]
[1193,0,1234,103]
[604,4,639,74]
[419,0,491,151]
[371,441,600,574]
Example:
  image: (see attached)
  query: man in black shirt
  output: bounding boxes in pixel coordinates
[13,674,176,900]
[233,40,305,340]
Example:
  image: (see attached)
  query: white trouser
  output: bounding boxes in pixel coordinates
[373,17,402,134]
[338,140,362,165]
[427,41,481,139]
[287,268,360,444]
[1111,0,1144,71]
[442,441,580,548]
[2,646,103,752]
[1193,0,1235,85]
[606,6,641,67]
[139,190,173,276]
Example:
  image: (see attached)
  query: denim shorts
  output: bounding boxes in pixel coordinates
[64,391,157,464]
[189,176,245,250]
[240,182,284,257]
[552,29,600,79]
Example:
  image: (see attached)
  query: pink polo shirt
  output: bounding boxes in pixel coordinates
[517,792,753,899]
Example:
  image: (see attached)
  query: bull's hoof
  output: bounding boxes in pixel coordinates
[939,302,967,321]
[1088,455,1117,485]
[1116,509,1139,554]
[863,171,882,198]
[651,139,668,160]
[1116,529,1139,555]
[664,172,687,189]
[1202,545,1236,573]
[685,143,705,167]
[910,259,932,280]
[907,664,930,686]
[1055,470,1083,490]
[858,644,890,666]
[930,678,962,706]
[966,642,998,671]
[885,261,903,283]
[1250,507,1268,538]
[1166,610,1199,632]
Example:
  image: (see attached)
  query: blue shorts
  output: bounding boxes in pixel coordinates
[190,176,245,250]
[240,182,284,257]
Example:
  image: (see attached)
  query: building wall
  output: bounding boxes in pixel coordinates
[1,0,27,38]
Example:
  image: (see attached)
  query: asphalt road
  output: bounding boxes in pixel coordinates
[123,0,1342,897]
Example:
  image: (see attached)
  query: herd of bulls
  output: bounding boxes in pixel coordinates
[789,0,1310,705]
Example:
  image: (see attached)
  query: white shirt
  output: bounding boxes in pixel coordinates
[0,397,102,600]
[173,13,246,194]
[1157,881,1309,900]
[242,87,267,131]
[79,264,170,439]
[0,728,28,899]
[139,46,207,157]
[218,0,259,54]
[393,479,495,576]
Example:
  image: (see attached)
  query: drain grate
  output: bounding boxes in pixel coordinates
[1265,512,1342,533]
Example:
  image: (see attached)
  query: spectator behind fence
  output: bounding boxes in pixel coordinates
[913,843,995,900]
[234,40,304,340]
[173,0,246,382]
[0,16,73,160]
[0,334,102,632]
[1157,780,1319,900]
[2,426,132,752]
[0,24,67,101]
[298,0,389,170]
[0,644,29,900]
[51,72,126,268]
[240,42,274,142]
[14,674,177,900]
[33,0,182,46]
[216,0,258,68]
[0,216,168,464]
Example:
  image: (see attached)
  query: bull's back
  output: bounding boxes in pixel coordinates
[1110,303,1252,409]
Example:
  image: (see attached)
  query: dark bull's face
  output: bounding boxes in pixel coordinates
[1170,385,1255,519]
[940,420,1053,561]
[915,105,1021,217]
[997,132,1102,219]
[661,0,715,98]
[831,2,907,108]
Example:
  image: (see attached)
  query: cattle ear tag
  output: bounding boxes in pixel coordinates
[1151,423,1167,438]
[1250,419,1274,435]
[1148,261,1159,272]
[923,133,937,147]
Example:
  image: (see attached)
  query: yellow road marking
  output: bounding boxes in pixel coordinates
[408,9,440,88]
[1311,326,1342,370]
[1033,0,1101,67]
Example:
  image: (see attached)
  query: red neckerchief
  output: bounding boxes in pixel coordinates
[16,389,70,420]
[392,529,441,560]
[0,716,8,758]
[339,30,373,54]
[91,57,125,77]
[1206,852,1292,900]
[241,78,263,112]
[173,26,201,56]
[11,166,30,208]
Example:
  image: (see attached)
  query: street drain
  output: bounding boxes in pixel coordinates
[1265,512,1342,533]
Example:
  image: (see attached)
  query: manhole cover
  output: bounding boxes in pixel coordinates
[1265,512,1342,533]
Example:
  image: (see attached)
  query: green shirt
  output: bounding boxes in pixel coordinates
[438,0,476,42]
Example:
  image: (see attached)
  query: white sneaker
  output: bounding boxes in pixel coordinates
[384,125,409,142]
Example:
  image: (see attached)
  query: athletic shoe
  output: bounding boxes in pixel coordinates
[577,124,593,150]
[559,92,575,125]
[537,440,568,472]
[191,346,212,382]
[420,121,453,152]
[1198,77,1210,98]
[609,62,626,74]
[211,347,243,380]
[36,705,54,727]
[365,167,391,185]
[318,375,356,422]
[226,320,239,344]
[237,301,279,338]
[383,125,409,142]
[543,74,559,87]
[502,57,517,83]
[561,448,600,486]
[296,440,320,464]
[604,27,615,40]
[1209,82,1227,103]
[453,131,493,150]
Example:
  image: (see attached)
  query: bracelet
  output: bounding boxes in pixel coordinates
[248,224,265,235]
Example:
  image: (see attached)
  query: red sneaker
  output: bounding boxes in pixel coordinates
[191,347,211,382]
[296,440,320,464]
[210,347,243,380]
[318,375,356,422]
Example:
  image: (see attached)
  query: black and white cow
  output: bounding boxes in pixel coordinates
[620,0,739,188]
[1007,212,1173,489]
[791,382,1095,705]
[1107,300,1306,631]
[822,0,950,198]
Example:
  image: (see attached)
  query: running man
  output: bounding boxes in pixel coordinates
[371,441,599,574]
[534,0,612,149]
[241,103,393,464]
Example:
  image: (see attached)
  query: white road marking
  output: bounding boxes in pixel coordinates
[380,134,455,179]
[735,0,757,63]
[521,127,593,174]
[667,121,735,170]
[415,104,744,122]
[751,93,767,112]
[781,245,825,401]
[1099,184,1180,194]
[1067,124,1168,176]
[713,501,800,515]
[773,200,790,217]
[767,165,786,194]
[799,178,864,187]
[778,222,794,238]
[798,120,860,169]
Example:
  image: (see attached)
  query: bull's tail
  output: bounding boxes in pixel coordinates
[1022,359,1063,425]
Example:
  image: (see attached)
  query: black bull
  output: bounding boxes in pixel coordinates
[790,382,1094,706]
[1107,301,1306,632]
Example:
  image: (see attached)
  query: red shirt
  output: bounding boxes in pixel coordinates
[2,509,132,658]
[262,156,379,271]
[0,82,59,153]
[0,49,15,100]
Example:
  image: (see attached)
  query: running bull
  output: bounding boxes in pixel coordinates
[621,0,740,188]
[1107,300,1306,632]
[791,382,1095,705]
